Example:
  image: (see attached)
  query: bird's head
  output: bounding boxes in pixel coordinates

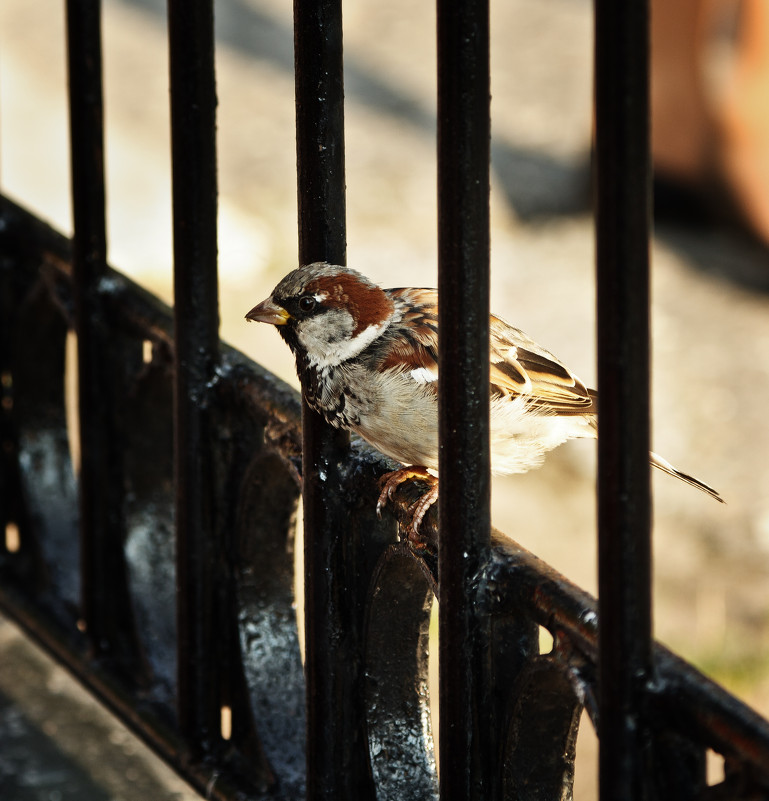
[245,262,395,368]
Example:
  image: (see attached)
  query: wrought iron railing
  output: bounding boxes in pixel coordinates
[1,1,768,800]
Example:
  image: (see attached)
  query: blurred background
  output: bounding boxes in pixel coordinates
[1,0,768,797]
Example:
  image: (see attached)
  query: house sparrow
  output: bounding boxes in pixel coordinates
[246,262,723,542]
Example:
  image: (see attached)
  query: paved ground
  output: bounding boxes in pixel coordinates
[1,0,768,797]
[0,617,198,800]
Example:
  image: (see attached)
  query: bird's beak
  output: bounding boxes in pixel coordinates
[245,297,291,326]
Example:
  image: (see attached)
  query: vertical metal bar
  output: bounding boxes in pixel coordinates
[294,3,370,800]
[594,0,653,799]
[168,0,221,750]
[293,0,347,271]
[436,0,492,798]
[66,0,136,668]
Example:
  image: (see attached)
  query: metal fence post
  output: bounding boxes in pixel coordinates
[294,2,375,799]
[594,1,654,798]
[168,0,222,753]
[436,0,493,797]
[66,0,140,674]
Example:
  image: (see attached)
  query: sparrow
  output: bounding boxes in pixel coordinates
[246,262,723,543]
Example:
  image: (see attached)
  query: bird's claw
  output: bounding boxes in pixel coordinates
[375,472,402,518]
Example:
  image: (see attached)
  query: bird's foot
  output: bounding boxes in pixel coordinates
[376,466,434,517]
[376,467,439,550]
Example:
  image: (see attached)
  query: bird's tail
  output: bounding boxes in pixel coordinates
[650,452,725,504]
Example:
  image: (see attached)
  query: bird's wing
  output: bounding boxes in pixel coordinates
[379,291,593,415]
[489,314,594,415]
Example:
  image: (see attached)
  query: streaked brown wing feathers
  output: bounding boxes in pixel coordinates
[378,292,592,415]
[490,315,593,414]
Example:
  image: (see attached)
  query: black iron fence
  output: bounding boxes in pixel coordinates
[1,0,769,799]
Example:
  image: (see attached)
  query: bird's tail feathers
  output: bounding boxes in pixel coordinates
[650,452,725,504]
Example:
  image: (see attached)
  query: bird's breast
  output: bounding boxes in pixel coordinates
[346,368,440,468]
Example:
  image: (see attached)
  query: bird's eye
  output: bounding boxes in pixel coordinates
[298,295,317,313]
